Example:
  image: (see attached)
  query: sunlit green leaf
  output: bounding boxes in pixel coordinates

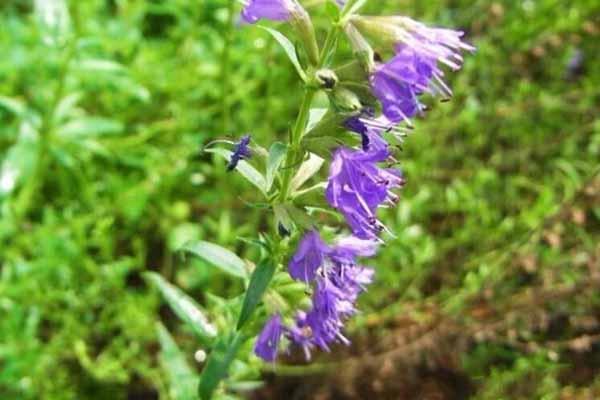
[34,0,71,45]
[145,272,218,340]
[290,153,324,192]
[181,240,247,279]
[205,148,267,195]
[0,133,38,196]
[266,142,286,192]
[58,117,124,138]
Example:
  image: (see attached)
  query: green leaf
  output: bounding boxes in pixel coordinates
[324,0,341,21]
[290,153,324,192]
[236,259,276,330]
[58,117,124,138]
[258,26,306,81]
[157,322,198,400]
[0,133,38,196]
[181,240,247,279]
[34,0,71,45]
[306,108,328,133]
[265,142,286,192]
[198,332,245,400]
[0,96,27,117]
[145,272,218,340]
[54,93,83,123]
[76,58,128,74]
[205,148,267,195]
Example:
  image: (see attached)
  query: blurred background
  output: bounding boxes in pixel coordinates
[1,0,599,399]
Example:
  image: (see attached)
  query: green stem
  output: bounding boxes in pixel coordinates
[278,88,316,202]
[277,21,341,203]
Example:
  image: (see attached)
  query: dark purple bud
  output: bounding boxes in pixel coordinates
[278,222,291,237]
[227,134,251,171]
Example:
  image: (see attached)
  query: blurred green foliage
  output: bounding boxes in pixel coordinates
[0,0,599,399]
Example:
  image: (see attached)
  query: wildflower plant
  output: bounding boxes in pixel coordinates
[151,0,473,398]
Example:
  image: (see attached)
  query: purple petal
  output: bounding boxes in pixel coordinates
[241,0,293,24]
[288,230,330,282]
[254,314,283,362]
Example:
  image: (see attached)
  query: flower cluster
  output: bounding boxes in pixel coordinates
[255,232,377,360]
[242,0,473,362]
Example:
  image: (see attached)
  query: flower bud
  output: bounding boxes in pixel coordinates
[315,69,339,90]
[329,87,362,113]
[349,16,405,48]
[343,23,375,72]
[334,60,368,83]
[289,5,320,66]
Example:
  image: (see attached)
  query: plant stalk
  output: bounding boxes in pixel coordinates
[278,88,316,202]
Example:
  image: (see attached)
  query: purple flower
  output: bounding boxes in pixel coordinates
[286,282,350,357]
[393,17,475,72]
[330,236,379,264]
[353,16,474,123]
[241,0,295,24]
[326,147,404,239]
[288,230,330,283]
[370,48,434,123]
[345,109,392,159]
[285,234,377,359]
[227,134,251,171]
[254,314,284,362]
[328,237,376,305]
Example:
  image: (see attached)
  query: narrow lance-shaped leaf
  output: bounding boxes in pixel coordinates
[0,131,38,196]
[205,148,267,195]
[181,240,247,279]
[290,153,324,192]
[198,332,246,400]
[265,142,286,192]
[0,96,27,117]
[76,58,128,74]
[58,117,124,138]
[34,0,71,45]
[258,26,306,81]
[157,322,198,400]
[306,108,328,132]
[145,272,218,340]
[237,259,276,330]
